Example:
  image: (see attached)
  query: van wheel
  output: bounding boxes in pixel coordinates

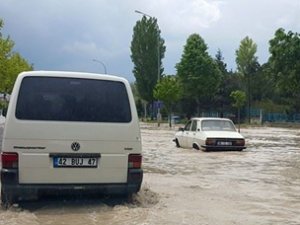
[1,188,14,209]
[126,193,133,201]
[175,139,180,148]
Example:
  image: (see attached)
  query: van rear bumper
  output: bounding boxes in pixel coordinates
[1,168,143,201]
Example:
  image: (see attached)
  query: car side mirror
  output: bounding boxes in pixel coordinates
[178,127,184,132]
[2,107,7,117]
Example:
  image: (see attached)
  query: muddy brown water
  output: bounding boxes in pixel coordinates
[0,123,300,225]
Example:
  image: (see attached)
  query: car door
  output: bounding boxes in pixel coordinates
[180,120,192,148]
[187,120,198,148]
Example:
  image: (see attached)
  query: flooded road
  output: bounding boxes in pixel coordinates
[1,123,300,225]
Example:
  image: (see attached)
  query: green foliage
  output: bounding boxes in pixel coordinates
[215,49,227,75]
[153,75,181,127]
[153,75,181,111]
[230,90,246,127]
[235,36,258,76]
[130,82,144,118]
[130,16,166,103]
[253,99,289,114]
[235,36,260,95]
[235,36,259,122]
[214,49,243,116]
[176,34,221,114]
[0,19,33,96]
[269,28,300,111]
[230,90,246,109]
[251,63,277,102]
[0,99,8,109]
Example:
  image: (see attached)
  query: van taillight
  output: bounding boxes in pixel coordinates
[128,154,142,169]
[1,152,19,169]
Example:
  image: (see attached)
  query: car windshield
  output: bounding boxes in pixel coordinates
[201,120,236,131]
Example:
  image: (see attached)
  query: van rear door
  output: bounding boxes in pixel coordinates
[4,74,141,184]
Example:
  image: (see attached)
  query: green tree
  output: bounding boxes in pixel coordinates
[214,49,229,117]
[235,36,259,123]
[215,49,227,76]
[153,75,181,127]
[5,53,32,93]
[130,16,166,118]
[0,19,14,97]
[130,82,144,118]
[0,19,33,101]
[230,90,246,132]
[269,28,300,112]
[176,34,221,115]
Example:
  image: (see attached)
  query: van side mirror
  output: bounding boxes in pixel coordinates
[2,107,7,117]
[178,127,184,132]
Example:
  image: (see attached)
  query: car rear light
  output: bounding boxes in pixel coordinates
[1,152,19,169]
[128,154,142,169]
[205,138,215,146]
[235,139,245,146]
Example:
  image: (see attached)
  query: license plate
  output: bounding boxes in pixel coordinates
[53,157,98,168]
[217,141,232,146]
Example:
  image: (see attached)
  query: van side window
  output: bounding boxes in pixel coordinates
[15,77,132,122]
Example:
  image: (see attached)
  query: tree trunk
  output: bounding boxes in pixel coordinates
[247,74,251,124]
[143,102,147,120]
[196,98,201,117]
[238,107,241,133]
[168,105,173,128]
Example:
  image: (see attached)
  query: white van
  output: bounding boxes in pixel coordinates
[1,71,143,205]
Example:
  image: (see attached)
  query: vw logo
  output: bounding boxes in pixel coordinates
[71,142,80,151]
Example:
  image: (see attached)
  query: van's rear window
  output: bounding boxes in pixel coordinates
[16,76,132,122]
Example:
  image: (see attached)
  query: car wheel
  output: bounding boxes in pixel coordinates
[193,143,200,150]
[175,139,180,148]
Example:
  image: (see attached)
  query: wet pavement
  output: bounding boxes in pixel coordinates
[1,123,300,225]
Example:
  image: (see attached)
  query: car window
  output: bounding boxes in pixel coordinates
[191,120,197,131]
[221,121,236,131]
[16,76,132,123]
[184,121,192,131]
[201,120,236,131]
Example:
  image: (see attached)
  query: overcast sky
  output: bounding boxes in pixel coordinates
[1,0,299,81]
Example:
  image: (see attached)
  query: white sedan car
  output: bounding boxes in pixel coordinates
[174,117,246,151]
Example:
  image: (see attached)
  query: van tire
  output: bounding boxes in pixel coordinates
[126,193,133,202]
[1,188,14,209]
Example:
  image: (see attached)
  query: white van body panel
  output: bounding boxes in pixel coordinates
[2,71,141,184]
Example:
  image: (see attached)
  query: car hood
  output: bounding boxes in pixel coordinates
[202,131,244,139]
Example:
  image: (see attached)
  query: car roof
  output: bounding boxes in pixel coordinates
[191,117,232,122]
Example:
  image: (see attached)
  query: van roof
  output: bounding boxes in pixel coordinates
[18,71,128,83]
